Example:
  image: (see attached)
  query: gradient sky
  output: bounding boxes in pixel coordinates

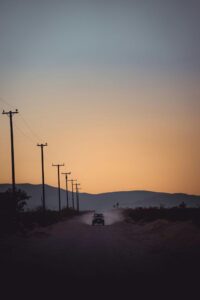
[0,0,200,194]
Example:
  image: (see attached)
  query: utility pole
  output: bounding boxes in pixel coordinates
[75,183,81,212]
[52,163,64,212]
[37,143,48,215]
[2,109,19,194]
[62,172,71,209]
[68,179,76,209]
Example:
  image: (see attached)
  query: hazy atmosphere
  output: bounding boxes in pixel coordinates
[1,2,200,298]
[0,0,200,194]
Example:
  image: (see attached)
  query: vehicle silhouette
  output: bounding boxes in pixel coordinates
[92,213,105,226]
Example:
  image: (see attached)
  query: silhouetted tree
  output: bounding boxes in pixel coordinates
[0,189,30,213]
[0,189,30,234]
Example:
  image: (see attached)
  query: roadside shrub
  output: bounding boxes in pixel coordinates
[124,206,200,226]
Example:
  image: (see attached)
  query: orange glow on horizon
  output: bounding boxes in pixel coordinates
[0,71,200,195]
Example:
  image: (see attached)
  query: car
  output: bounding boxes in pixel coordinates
[92,213,105,226]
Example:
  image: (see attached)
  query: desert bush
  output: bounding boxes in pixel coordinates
[124,206,200,226]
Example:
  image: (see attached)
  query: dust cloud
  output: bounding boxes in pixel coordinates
[80,209,124,226]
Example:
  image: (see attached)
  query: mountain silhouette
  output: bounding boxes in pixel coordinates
[0,184,200,211]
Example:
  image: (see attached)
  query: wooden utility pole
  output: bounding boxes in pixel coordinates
[2,109,19,194]
[62,172,71,209]
[68,179,76,209]
[75,183,81,212]
[37,143,48,214]
[52,163,64,212]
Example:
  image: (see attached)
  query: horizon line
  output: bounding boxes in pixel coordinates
[0,182,199,197]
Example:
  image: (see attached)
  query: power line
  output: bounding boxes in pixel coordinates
[2,109,19,194]
[75,183,81,212]
[52,163,65,212]
[0,97,43,143]
[68,179,77,209]
[0,97,15,110]
[62,172,71,209]
[14,121,36,144]
[19,114,42,142]
[37,143,48,216]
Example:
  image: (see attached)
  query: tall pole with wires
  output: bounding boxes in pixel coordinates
[2,109,19,194]
[52,163,64,212]
[62,172,71,209]
[68,179,76,209]
[37,143,48,215]
[75,183,81,212]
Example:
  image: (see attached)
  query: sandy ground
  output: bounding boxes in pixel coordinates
[1,210,200,297]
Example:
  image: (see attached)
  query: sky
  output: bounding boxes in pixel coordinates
[0,0,200,194]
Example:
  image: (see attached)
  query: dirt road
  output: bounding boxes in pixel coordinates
[1,210,200,297]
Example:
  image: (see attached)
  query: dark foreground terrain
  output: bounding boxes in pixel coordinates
[1,210,200,298]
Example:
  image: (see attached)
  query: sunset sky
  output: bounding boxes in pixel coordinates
[0,0,200,194]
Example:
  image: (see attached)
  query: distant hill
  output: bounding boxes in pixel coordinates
[0,184,200,211]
